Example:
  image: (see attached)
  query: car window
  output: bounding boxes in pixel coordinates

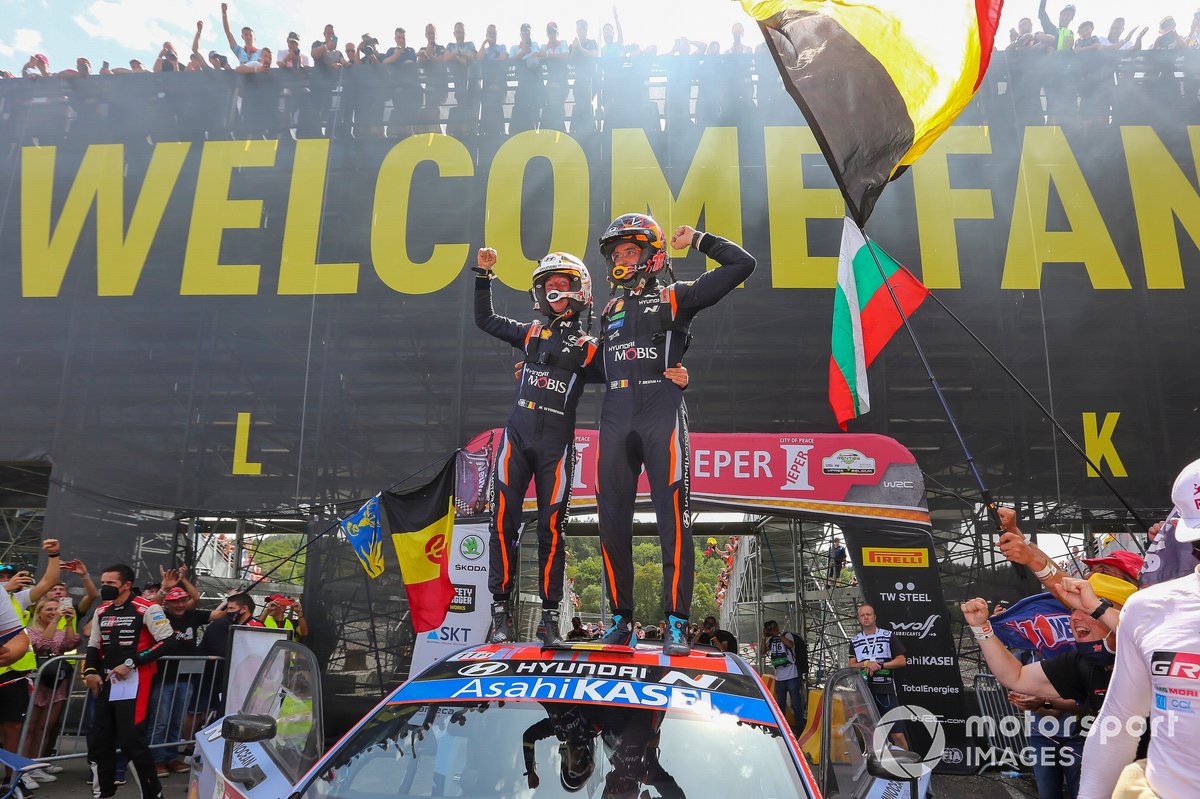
[297,698,811,798]
[239,643,324,783]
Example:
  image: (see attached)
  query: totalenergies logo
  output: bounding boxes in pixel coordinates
[425,533,447,564]
[863,547,928,568]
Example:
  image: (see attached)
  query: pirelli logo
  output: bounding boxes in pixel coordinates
[862,547,928,568]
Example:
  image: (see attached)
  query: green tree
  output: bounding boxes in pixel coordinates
[580,584,602,614]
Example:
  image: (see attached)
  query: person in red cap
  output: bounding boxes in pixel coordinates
[258,594,307,639]
[149,580,228,776]
[1080,550,1144,583]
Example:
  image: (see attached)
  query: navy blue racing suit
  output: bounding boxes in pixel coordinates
[597,234,755,619]
[476,275,602,606]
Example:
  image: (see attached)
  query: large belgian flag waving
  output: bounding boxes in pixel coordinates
[744,0,1002,224]
[380,459,457,633]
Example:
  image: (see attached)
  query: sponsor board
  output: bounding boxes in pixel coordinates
[449,583,475,614]
[822,448,877,475]
[394,676,776,724]
[862,547,929,568]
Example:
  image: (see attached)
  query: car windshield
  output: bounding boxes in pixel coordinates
[297,699,809,798]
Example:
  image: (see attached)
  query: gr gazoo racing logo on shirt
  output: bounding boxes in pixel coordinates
[525,369,568,394]
[607,341,658,361]
[1151,651,1200,680]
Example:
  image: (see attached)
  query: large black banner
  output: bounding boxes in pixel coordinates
[3,53,1197,739]
[842,526,970,774]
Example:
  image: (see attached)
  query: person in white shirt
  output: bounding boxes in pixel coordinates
[1078,458,1200,799]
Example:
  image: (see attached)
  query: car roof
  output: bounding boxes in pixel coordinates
[414,640,747,677]
[388,641,780,726]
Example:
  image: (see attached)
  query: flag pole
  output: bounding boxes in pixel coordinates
[854,223,1010,538]
[896,280,1151,539]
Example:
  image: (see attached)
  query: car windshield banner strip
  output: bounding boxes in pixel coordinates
[391,676,779,725]
[416,658,759,697]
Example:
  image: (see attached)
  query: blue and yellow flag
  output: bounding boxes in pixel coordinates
[340,496,385,578]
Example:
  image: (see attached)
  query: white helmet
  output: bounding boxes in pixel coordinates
[530,252,593,321]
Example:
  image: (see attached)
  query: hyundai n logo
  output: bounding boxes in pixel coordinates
[458,662,509,677]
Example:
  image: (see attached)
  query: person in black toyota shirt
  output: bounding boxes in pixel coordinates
[83,564,173,799]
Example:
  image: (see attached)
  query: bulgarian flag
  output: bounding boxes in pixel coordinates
[380,458,457,633]
[744,0,1003,224]
[829,218,928,429]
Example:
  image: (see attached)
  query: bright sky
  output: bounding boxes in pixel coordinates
[0,1,1189,76]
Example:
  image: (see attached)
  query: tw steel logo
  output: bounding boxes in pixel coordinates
[779,444,814,491]
[862,547,929,568]
[526,371,568,394]
[1151,651,1200,680]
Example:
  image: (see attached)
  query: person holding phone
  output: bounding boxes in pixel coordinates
[258,594,307,638]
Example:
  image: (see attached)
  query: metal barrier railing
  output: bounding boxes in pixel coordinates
[972,673,1028,773]
[17,654,224,764]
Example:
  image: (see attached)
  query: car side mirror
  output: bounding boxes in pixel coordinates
[222,714,276,786]
[224,714,277,743]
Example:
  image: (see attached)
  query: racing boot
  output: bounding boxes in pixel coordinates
[489,599,515,644]
[662,614,691,656]
[537,608,565,647]
[599,613,636,646]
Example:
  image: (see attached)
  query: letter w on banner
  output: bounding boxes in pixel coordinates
[338,457,457,633]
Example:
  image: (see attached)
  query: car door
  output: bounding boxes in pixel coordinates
[190,641,325,799]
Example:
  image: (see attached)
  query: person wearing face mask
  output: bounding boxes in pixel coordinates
[83,564,174,799]
[475,248,692,647]
[192,592,262,718]
[961,571,1136,719]
[1076,458,1200,799]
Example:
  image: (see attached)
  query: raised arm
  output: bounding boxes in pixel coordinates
[473,249,531,347]
[29,538,62,603]
[961,598,1059,697]
[192,20,204,57]
[669,226,756,314]
[220,3,238,50]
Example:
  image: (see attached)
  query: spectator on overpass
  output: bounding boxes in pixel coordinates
[220,2,260,65]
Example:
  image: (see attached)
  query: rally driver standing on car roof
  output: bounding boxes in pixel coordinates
[475,249,689,648]
[596,216,755,656]
[475,248,600,648]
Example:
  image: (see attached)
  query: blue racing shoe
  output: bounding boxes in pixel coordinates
[662,614,691,656]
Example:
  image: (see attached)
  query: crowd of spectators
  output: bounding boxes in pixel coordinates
[9,4,1200,142]
[0,543,303,795]
[961,456,1200,799]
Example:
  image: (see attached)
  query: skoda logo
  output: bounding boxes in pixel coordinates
[460,534,485,560]
[458,662,508,677]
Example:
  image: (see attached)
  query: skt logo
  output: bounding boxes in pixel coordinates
[424,533,446,564]
[526,371,568,394]
[779,444,814,491]
[1151,651,1200,680]
[429,626,472,642]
